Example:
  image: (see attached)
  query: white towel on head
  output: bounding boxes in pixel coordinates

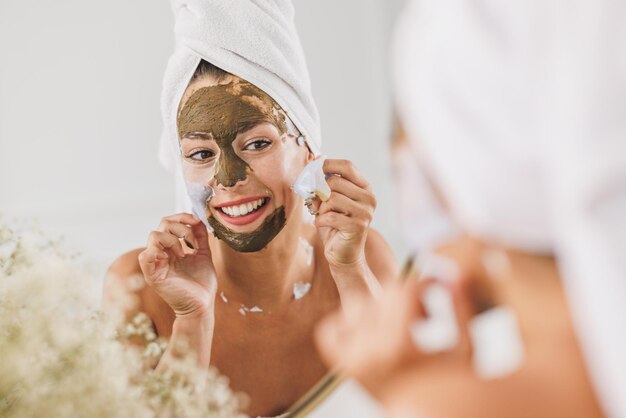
[158,0,321,212]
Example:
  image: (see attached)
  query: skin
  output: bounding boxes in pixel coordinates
[104,73,398,417]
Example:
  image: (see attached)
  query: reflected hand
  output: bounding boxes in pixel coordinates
[138,213,217,319]
[313,159,376,268]
[315,275,474,400]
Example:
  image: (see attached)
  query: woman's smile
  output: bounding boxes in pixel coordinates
[212,196,271,227]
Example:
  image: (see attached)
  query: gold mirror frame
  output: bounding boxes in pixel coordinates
[283,371,343,417]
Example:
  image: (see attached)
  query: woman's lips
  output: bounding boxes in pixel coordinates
[213,195,266,209]
[213,197,270,227]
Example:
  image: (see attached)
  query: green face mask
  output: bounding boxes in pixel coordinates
[178,79,290,252]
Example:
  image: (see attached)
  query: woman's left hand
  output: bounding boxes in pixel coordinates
[314,159,377,268]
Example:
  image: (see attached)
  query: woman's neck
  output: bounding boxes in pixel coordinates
[210,221,315,310]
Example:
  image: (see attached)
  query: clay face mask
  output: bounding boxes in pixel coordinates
[208,206,287,253]
[178,79,291,252]
[178,79,288,187]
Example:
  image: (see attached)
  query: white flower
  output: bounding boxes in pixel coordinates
[0,216,248,418]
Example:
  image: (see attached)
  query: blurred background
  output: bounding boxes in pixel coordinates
[0,0,406,274]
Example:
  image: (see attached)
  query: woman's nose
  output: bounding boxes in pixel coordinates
[213,177,249,191]
[212,147,250,188]
[211,166,250,190]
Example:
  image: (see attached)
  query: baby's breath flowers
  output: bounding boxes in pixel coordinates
[0,218,248,418]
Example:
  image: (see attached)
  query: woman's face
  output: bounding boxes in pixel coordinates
[178,74,311,252]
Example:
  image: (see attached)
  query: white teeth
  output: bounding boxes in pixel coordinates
[220,198,266,217]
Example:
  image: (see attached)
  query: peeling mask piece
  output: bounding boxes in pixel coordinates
[411,284,459,353]
[470,306,524,379]
[292,157,331,202]
[293,281,312,300]
[410,253,461,353]
[208,207,287,253]
[299,237,314,266]
[238,304,263,316]
[184,182,214,233]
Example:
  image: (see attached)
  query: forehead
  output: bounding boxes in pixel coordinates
[178,74,280,116]
[177,73,289,141]
[179,73,237,116]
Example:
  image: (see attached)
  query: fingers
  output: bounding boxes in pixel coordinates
[147,230,186,258]
[139,212,210,275]
[159,222,198,253]
[189,220,211,255]
[157,213,203,251]
[318,191,368,217]
[158,212,203,227]
[412,277,474,361]
[317,258,481,394]
[404,278,434,320]
[316,189,373,231]
[315,309,347,367]
[447,277,479,359]
[316,161,375,228]
[326,175,376,206]
[146,212,205,260]
[138,246,169,283]
[377,281,423,356]
[323,159,370,190]
[315,211,366,232]
[306,160,375,235]
[315,281,426,393]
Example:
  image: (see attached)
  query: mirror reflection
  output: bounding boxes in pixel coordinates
[105,62,397,417]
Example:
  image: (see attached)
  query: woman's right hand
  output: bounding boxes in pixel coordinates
[138,213,216,319]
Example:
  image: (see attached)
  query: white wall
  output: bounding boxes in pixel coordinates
[0,0,407,273]
[0,0,176,269]
[295,0,406,261]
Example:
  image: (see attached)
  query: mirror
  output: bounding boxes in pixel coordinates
[0,0,405,417]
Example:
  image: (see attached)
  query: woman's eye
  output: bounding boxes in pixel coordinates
[244,139,271,151]
[187,150,215,161]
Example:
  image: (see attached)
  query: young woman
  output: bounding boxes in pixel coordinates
[105,61,397,418]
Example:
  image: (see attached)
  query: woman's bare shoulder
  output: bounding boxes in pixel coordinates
[104,249,173,335]
[302,223,398,283]
[107,248,144,278]
[103,248,146,315]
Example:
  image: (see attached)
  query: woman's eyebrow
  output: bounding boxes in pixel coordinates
[237,120,268,135]
[182,131,213,140]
